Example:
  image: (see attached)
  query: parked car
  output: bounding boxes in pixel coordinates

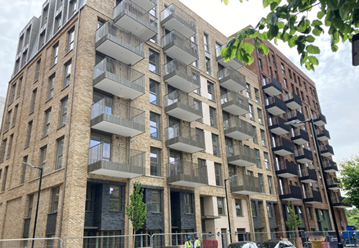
[228,241,259,248]
[257,240,296,248]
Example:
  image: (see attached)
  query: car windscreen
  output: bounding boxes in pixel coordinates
[260,242,277,248]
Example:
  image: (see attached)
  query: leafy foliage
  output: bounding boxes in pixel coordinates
[338,154,359,208]
[125,181,147,233]
[220,0,359,70]
[345,208,359,228]
[285,201,302,231]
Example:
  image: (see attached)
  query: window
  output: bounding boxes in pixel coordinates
[281,63,285,74]
[10,83,16,103]
[17,77,22,98]
[28,194,34,217]
[54,13,62,30]
[261,130,266,147]
[69,0,77,14]
[150,112,160,139]
[55,137,64,170]
[26,121,33,147]
[205,57,211,74]
[228,164,236,178]
[255,88,260,103]
[212,134,219,156]
[35,59,41,81]
[149,79,160,105]
[255,149,261,168]
[209,107,217,128]
[268,176,273,194]
[1,139,7,161]
[7,135,13,158]
[284,78,288,88]
[267,204,273,218]
[151,190,161,212]
[5,110,12,131]
[12,105,18,127]
[252,125,257,143]
[109,185,121,211]
[203,33,209,52]
[251,201,257,217]
[52,42,59,65]
[21,156,28,184]
[248,104,254,120]
[43,108,51,137]
[307,207,312,219]
[274,70,278,79]
[67,27,75,52]
[184,194,193,214]
[22,50,27,67]
[257,109,263,124]
[50,187,60,213]
[246,83,251,98]
[235,199,242,216]
[258,174,264,193]
[59,97,68,127]
[31,89,37,113]
[63,60,72,88]
[85,185,91,212]
[40,146,47,175]
[0,166,7,191]
[97,18,105,29]
[214,163,222,186]
[149,49,159,74]
[272,55,276,66]
[207,81,214,101]
[150,147,161,176]
[258,58,263,70]
[264,152,269,170]
[47,74,55,100]
[217,197,224,215]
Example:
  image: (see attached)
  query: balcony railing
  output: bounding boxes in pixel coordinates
[268,116,290,135]
[331,196,351,208]
[163,59,200,92]
[298,168,317,183]
[265,96,286,116]
[294,147,313,163]
[316,127,331,141]
[93,57,145,99]
[327,177,340,190]
[164,90,203,122]
[167,161,208,187]
[223,117,252,140]
[226,145,256,166]
[88,144,145,178]
[286,110,305,126]
[313,112,327,126]
[323,159,338,172]
[221,91,249,116]
[279,185,302,200]
[229,174,261,195]
[275,160,298,178]
[272,137,294,156]
[303,190,322,203]
[284,92,302,110]
[261,77,282,96]
[131,0,157,11]
[218,67,246,92]
[291,128,309,145]
[319,144,334,157]
[165,125,205,153]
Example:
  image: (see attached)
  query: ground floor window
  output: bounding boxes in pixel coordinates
[83,231,121,248]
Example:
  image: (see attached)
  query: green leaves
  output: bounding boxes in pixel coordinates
[259,43,270,54]
[306,45,320,54]
[126,181,147,233]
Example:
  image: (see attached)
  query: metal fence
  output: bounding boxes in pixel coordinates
[0,237,61,248]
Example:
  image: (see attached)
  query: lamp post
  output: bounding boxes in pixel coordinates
[22,162,43,248]
[284,119,343,248]
[224,178,232,243]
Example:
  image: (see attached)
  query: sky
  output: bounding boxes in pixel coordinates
[0,0,358,163]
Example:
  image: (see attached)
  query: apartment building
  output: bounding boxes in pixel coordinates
[0,0,281,247]
[244,37,348,233]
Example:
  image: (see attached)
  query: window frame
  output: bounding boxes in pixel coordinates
[212,134,219,156]
[48,73,55,100]
[26,121,33,148]
[235,199,242,217]
[151,190,161,213]
[31,88,37,113]
[59,97,68,127]
[207,81,214,101]
[268,176,273,194]
[149,49,159,74]
[50,187,60,213]
[63,60,72,88]
[52,42,59,66]
[184,193,193,214]
[217,197,225,215]
[149,79,160,106]
[109,185,121,212]
[209,107,217,128]
[150,112,160,140]
[67,27,75,52]
[214,162,222,186]
[55,137,64,170]
[150,147,161,176]
[35,59,41,81]
[43,108,51,137]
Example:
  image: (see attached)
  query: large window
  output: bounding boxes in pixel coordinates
[150,112,160,139]
[48,74,55,100]
[255,149,261,168]
[59,97,68,127]
[50,187,60,213]
[267,204,273,218]
[248,104,254,120]
[151,190,161,212]
[205,57,211,75]
[217,197,224,215]
[258,174,264,193]
[55,137,64,170]
[203,33,209,52]
[255,88,260,103]
[109,185,121,211]
[149,79,160,105]
[209,107,217,128]
[235,199,242,216]
[150,147,161,176]
[214,163,222,186]
[246,83,251,99]
[67,27,75,52]
[207,81,214,101]
[268,176,273,194]
[52,42,59,66]
[149,49,159,74]
[252,125,257,143]
[184,194,193,214]
[264,152,269,170]
[257,109,263,124]
[212,134,219,156]
[63,60,72,88]
[261,130,266,147]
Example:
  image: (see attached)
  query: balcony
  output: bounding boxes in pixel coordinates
[313,113,327,126]
[327,177,340,190]
[284,92,302,110]
[320,144,334,157]
[163,59,200,93]
[229,174,261,195]
[113,0,157,41]
[226,145,256,167]
[161,4,197,38]
[294,148,313,163]
[268,116,290,135]
[272,138,294,156]
[88,144,145,178]
[93,57,145,100]
[299,168,317,183]
[130,0,156,12]
[275,160,298,178]
[286,110,305,127]
[316,128,331,141]
[167,161,208,187]
[323,159,338,173]
[95,22,144,65]
[279,185,302,201]
[218,67,246,92]
[223,117,252,141]
[332,196,351,208]
[291,128,309,145]
[164,90,203,122]
[165,125,205,153]
[261,77,282,96]
[303,190,322,204]
[162,30,198,65]
[216,45,244,69]
[221,91,249,116]
[265,96,286,116]
[91,98,145,137]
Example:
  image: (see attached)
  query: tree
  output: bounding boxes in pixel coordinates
[345,208,359,228]
[126,181,147,236]
[338,154,359,208]
[220,0,359,70]
[285,201,302,246]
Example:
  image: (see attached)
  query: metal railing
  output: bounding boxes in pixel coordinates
[167,161,208,181]
[323,159,336,169]
[165,125,204,143]
[94,57,144,88]
[272,137,293,149]
[284,92,297,101]
[96,22,144,52]
[162,30,198,57]
[261,76,282,89]
[221,91,248,107]
[226,144,256,161]
[218,67,246,83]
[279,185,302,198]
[275,160,297,173]
[229,173,260,192]
[319,144,334,154]
[164,90,202,112]
[223,117,251,133]
[160,4,196,31]
[327,177,338,186]
[113,0,158,29]
[163,59,200,84]
[91,98,145,125]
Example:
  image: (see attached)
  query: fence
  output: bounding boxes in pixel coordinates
[0,237,61,248]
